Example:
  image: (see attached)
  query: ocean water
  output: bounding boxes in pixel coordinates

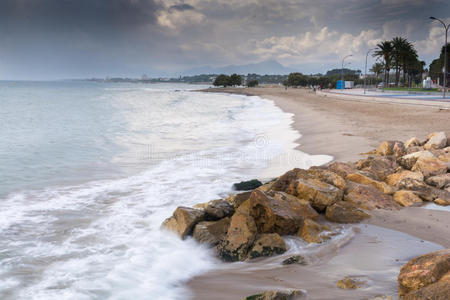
[0,81,331,300]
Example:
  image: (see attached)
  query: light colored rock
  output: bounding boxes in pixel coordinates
[393,190,423,207]
[398,249,450,297]
[297,219,331,243]
[248,233,287,259]
[434,198,450,206]
[161,206,205,239]
[307,167,347,190]
[347,173,396,194]
[405,137,421,149]
[377,140,405,157]
[398,150,435,170]
[325,201,370,223]
[193,217,230,247]
[406,146,424,154]
[385,171,424,187]
[344,184,398,210]
[218,212,257,261]
[411,156,447,179]
[295,177,344,211]
[425,174,450,189]
[424,131,447,150]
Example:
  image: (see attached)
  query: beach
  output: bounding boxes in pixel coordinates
[187,86,450,299]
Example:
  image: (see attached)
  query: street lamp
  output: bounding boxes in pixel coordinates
[430,16,449,99]
[364,48,376,94]
[341,54,353,89]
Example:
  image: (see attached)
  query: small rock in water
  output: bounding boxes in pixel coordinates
[233,179,263,191]
[282,255,307,265]
[242,290,306,300]
[336,277,364,289]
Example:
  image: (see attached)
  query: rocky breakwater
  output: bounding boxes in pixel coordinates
[161,131,449,297]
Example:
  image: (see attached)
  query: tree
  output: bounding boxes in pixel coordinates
[370,62,384,80]
[429,43,450,87]
[213,74,231,87]
[286,72,307,87]
[229,74,242,86]
[374,41,393,87]
[247,80,259,87]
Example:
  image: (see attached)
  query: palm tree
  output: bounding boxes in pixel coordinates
[374,41,393,87]
[370,62,384,81]
[391,37,410,86]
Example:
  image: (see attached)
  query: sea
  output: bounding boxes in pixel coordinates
[0,81,332,300]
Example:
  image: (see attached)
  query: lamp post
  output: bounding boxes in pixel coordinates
[341,54,352,89]
[430,17,449,99]
[364,48,376,94]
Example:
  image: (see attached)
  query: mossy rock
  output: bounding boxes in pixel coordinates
[234,179,263,191]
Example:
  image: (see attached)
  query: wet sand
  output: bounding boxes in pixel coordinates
[188,87,450,299]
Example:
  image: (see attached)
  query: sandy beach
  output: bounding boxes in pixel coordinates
[188,87,450,299]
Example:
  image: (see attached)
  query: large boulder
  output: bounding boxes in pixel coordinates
[385,171,424,187]
[226,192,252,209]
[411,156,447,179]
[402,275,450,300]
[356,156,398,181]
[393,190,423,207]
[398,249,450,298]
[218,212,257,261]
[327,161,356,178]
[325,201,370,223]
[161,206,205,239]
[297,219,331,243]
[307,167,347,190]
[424,132,447,150]
[249,190,318,235]
[204,199,235,220]
[397,178,439,202]
[234,179,263,191]
[398,151,435,170]
[243,290,306,300]
[344,184,398,210]
[426,174,450,189]
[193,217,230,247]
[347,173,396,194]
[248,233,287,259]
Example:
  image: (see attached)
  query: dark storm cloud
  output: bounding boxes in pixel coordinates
[169,3,195,12]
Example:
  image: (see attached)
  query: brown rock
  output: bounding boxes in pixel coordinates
[161,206,205,239]
[434,198,450,206]
[397,178,439,202]
[344,184,398,210]
[327,161,356,178]
[218,212,257,261]
[297,219,331,243]
[403,274,450,300]
[248,233,287,259]
[193,217,230,247]
[204,199,235,220]
[226,192,252,209]
[377,140,404,157]
[411,156,447,179]
[336,277,364,289]
[406,146,424,154]
[295,178,344,211]
[282,255,307,265]
[398,151,435,170]
[243,290,306,300]
[347,173,396,194]
[393,142,407,158]
[307,167,347,190]
[393,190,423,207]
[424,131,447,150]
[405,137,421,149]
[426,174,450,189]
[325,201,370,223]
[398,249,450,297]
[386,171,424,187]
[356,156,398,181]
[249,190,318,235]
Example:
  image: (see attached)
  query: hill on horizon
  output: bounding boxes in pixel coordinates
[182,60,296,76]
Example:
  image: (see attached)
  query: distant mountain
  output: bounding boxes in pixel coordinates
[182,60,296,76]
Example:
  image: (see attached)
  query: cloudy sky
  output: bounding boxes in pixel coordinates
[0,0,449,80]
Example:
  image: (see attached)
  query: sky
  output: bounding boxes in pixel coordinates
[0,0,449,80]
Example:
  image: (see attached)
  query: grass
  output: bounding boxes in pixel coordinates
[382,87,440,92]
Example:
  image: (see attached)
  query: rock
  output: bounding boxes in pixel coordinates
[325,201,370,223]
[398,151,435,170]
[406,146,424,154]
[398,249,450,297]
[369,296,392,300]
[234,179,263,191]
[249,190,318,235]
[385,171,424,187]
[307,167,347,190]
[397,178,439,202]
[248,233,287,259]
[434,198,450,206]
[226,192,252,209]
[402,275,450,300]
[282,255,307,265]
[377,140,404,157]
[424,132,447,150]
[346,173,396,194]
[405,137,421,149]
[345,184,398,210]
[393,190,423,207]
[411,156,447,179]
[336,277,363,289]
[204,199,235,220]
[295,178,344,211]
[297,219,331,243]
[193,202,209,210]
[426,174,450,189]
[161,206,205,239]
[218,212,257,261]
[193,217,230,247]
[327,161,356,178]
[236,199,251,215]
[243,290,306,300]
[356,156,397,181]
